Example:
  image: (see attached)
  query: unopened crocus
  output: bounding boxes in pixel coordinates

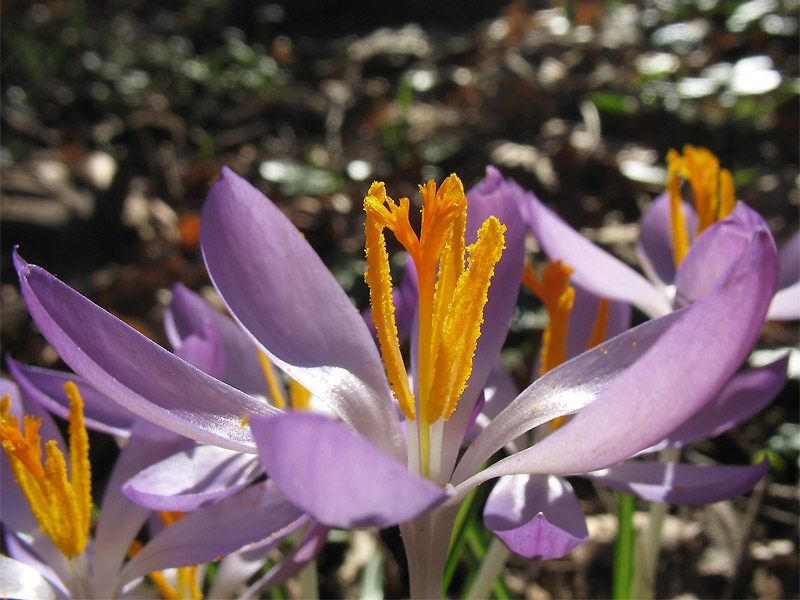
[15,166,778,598]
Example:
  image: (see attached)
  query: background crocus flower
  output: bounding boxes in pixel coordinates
[521,146,798,323]
[14,166,779,598]
[479,258,787,562]
[5,279,328,597]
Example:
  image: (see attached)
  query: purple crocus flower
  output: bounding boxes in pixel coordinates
[479,262,787,561]
[521,146,798,322]
[14,166,778,598]
[3,285,323,597]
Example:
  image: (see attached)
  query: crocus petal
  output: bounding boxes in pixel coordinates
[649,355,789,451]
[240,523,331,600]
[165,283,268,396]
[0,555,57,600]
[484,474,588,560]
[674,203,769,308]
[200,168,403,456]
[250,412,449,529]
[565,284,631,361]
[523,191,672,318]
[767,280,800,321]
[172,323,225,381]
[440,167,526,478]
[119,481,307,585]
[636,193,698,288]
[4,532,68,597]
[14,251,278,452]
[456,224,777,493]
[7,359,136,438]
[587,459,770,504]
[92,419,193,598]
[453,309,685,484]
[123,445,262,511]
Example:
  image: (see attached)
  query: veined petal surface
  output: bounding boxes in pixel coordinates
[14,252,276,452]
[7,359,136,438]
[201,168,403,455]
[588,459,770,504]
[524,191,671,318]
[123,445,262,511]
[674,203,768,309]
[484,474,588,560]
[456,225,777,493]
[165,283,268,396]
[250,412,450,529]
[119,481,306,585]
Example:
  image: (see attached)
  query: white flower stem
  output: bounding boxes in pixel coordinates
[400,504,460,600]
[631,446,680,599]
[297,558,319,600]
[465,537,511,600]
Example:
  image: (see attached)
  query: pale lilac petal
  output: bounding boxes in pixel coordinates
[14,251,279,452]
[240,523,330,600]
[440,167,527,478]
[4,531,66,596]
[767,281,800,321]
[7,359,136,437]
[0,555,57,600]
[674,203,769,308]
[456,225,777,492]
[250,412,449,528]
[636,193,697,287]
[119,481,307,585]
[464,361,517,442]
[123,445,262,511]
[587,459,769,504]
[777,230,799,290]
[200,168,402,455]
[92,419,193,598]
[484,474,588,560]
[565,284,631,361]
[172,323,225,380]
[453,309,684,484]
[165,283,268,397]
[651,355,789,450]
[524,191,671,318]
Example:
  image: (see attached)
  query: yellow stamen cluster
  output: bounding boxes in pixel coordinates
[258,349,313,412]
[0,383,92,559]
[667,145,736,267]
[522,260,575,377]
[364,175,506,425]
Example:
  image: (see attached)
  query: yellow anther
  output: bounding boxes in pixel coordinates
[364,208,416,420]
[428,217,506,421]
[667,145,737,267]
[258,350,286,409]
[364,174,506,477]
[0,385,92,559]
[523,260,575,376]
[587,298,610,350]
[289,379,312,411]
